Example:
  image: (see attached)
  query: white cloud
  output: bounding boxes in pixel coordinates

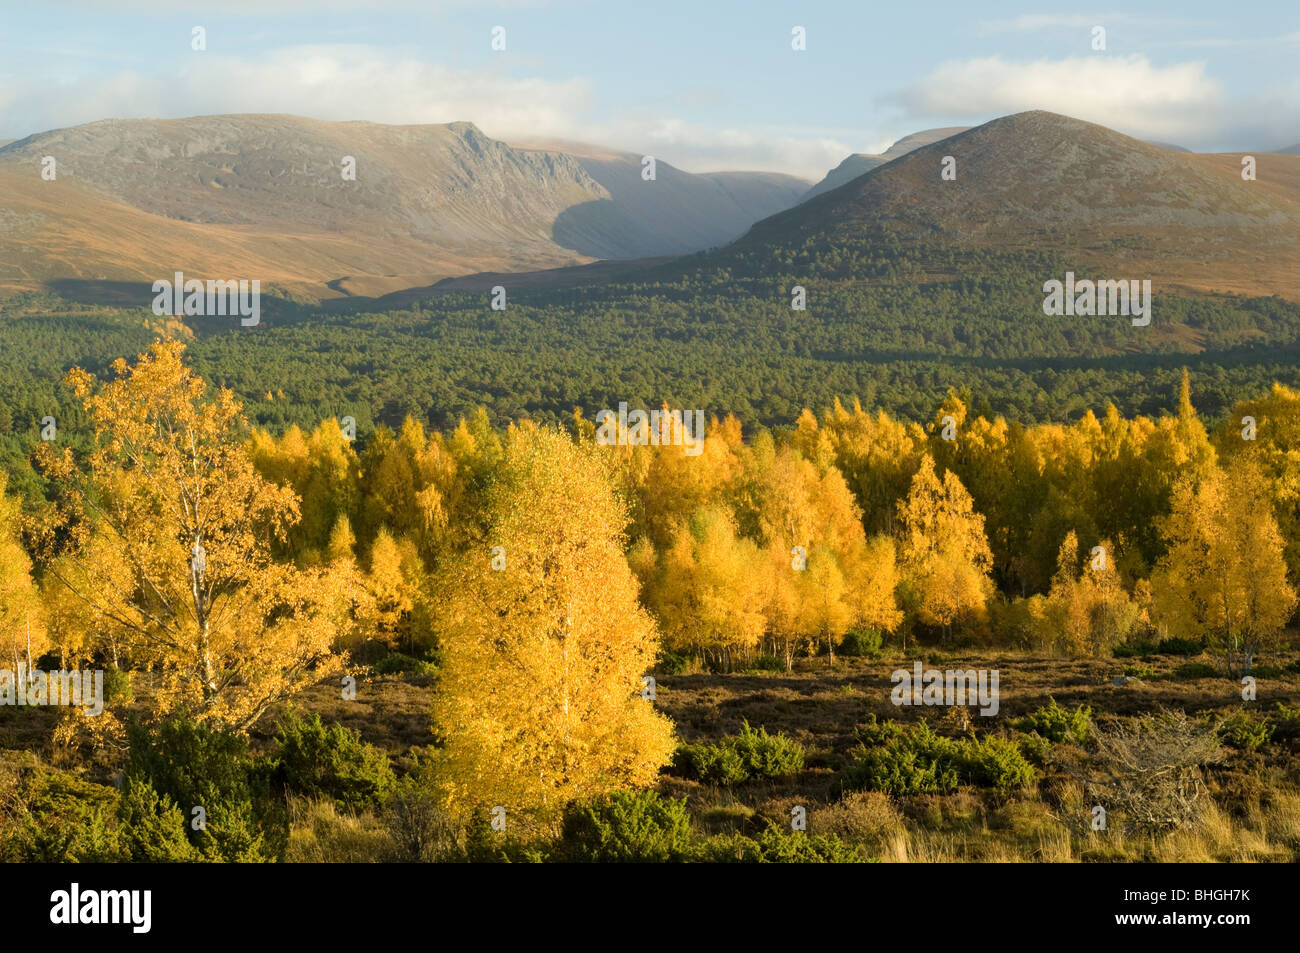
[580,117,848,179]
[1,44,847,179]
[4,46,592,139]
[892,55,1224,140]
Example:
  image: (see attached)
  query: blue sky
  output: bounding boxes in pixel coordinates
[2,0,1297,179]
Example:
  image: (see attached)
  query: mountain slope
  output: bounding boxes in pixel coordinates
[803,127,969,201]
[747,111,1300,301]
[516,140,809,258]
[0,116,808,299]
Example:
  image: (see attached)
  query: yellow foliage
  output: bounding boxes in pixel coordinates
[431,425,675,820]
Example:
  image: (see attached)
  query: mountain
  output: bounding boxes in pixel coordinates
[803,127,969,200]
[514,138,809,258]
[1277,144,1300,155]
[746,111,1300,301]
[0,116,807,301]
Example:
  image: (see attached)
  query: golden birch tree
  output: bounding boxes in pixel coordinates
[37,340,346,729]
[431,424,675,820]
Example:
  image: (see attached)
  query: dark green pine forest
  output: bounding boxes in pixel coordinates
[3,232,1299,498]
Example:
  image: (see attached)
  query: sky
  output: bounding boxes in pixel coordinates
[1,0,1298,180]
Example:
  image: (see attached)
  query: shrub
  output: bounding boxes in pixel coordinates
[839,628,884,658]
[117,777,201,862]
[655,650,691,676]
[1155,636,1203,656]
[271,711,395,812]
[1123,663,1156,679]
[747,653,786,673]
[0,753,126,862]
[123,712,287,862]
[461,809,551,863]
[101,665,133,705]
[842,719,1035,795]
[729,721,805,778]
[1250,664,1285,678]
[695,822,866,862]
[842,721,960,796]
[1016,731,1053,766]
[816,791,905,852]
[1065,709,1223,834]
[1172,662,1218,680]
[560,790,693,862]
[1219,711,1274,750]
[1270,703,1300,742]
[1010,697,1091,745]
[1112,637,1156,658]
[372,652,436,677]
[674,741,748,785]
[380,774,465,862]
[673,722,804,785]
[956,735,1037,790]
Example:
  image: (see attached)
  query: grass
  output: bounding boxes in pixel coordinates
[6,644,1300,862]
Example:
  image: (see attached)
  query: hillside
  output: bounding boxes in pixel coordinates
[803,127,970,201]
[748,111,1300,301]
[515,138,809,258]
[0,116,807,301]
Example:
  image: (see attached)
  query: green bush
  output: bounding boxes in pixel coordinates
[123,712,287,862]
[655,650,691,676]
[1112,638,1156,658]
[729,721,805,778]
[843,720,960,796]
[1016,731,1052,766]
[102,665,133,705]
[672,722,804,785]
[116,777,201,862]
[839,628,884,658]
[372,652,436,677]
[1123,663,1157,679]
[272,711,395,812]
[956,735,1037,790]
[560,790,693,862]
[0,754,125,862]
[674,741,749,785]
[1009,697,1091,745]
[695,822,866,863]
[747,653,786,673]
[1172,662,1218,680]
[843,718,1035,795]
[461,809,551,863]
[1155,637,1203,656]
[1250,664,1285,678]
[1219,711,1274,750]
[1270,703,1300,742]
